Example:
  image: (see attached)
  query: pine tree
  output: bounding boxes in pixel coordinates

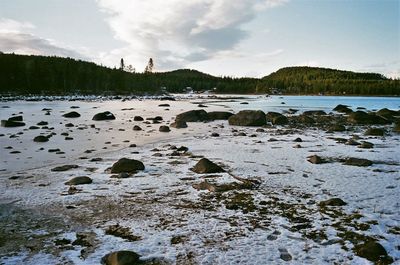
[119,58,125,71]
[144,58,154,73]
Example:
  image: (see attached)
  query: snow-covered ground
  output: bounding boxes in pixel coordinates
[0,96,399,264]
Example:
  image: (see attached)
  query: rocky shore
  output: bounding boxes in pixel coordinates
[0,97,399,264]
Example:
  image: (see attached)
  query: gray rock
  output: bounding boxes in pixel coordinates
[65,176,92,185]
[228,110,266,126]
[191,158,224,174]
[92,111,116,121]
[111,158,145,173]
[63,111,81,118]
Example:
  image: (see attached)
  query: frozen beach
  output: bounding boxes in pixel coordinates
[0,95,399,264]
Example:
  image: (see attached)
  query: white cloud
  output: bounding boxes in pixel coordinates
[0,18,87,60]
[96,0,288,71]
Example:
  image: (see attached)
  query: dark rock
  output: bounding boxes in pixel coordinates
[65,123,74,127]
[303,110,326,116]
[29,126,40,130]
[333,104,353,114]
[344,157,373,167]
[307,155,326,164]
[110,158,145,173]
[376,108,398,121]
[105,224,141,241]
[93,111,116,121]
[175,109,209,122]
[1,120,25,127]
[170,120,188,128]
[48,148,61,153]
[198,104,207,108]
[65,176,92,185]
[133,125,142,131]
[365,127,385,136]
[8,116,23,122]
[319,198,347,207]
[133,116,144,121]
[63,111,81,118]
[51,165,79,172]
[394,122,400,133]
[358,141,374,149]
[37,121,48,126]
[211,132,220,137]
[159,125,170,132]
[348,111,390,125]
[296,115,315,125]
[293,137,302,142]
[101,250,141,265]
[208,111,234,120]
[191,158,225,174]
[345,139,360,146]
[266,112,288,125]
[33,135,49,142]
[328,124,346,132]
[158,103,170,107]
[228,110,266,126]
[354,241,393,263]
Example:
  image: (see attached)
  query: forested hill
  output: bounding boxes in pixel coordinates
[0,54,257,95]
[0,53,398,96]
[258,66,399,95]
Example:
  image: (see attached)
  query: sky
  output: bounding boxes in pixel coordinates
[0,0,399,78]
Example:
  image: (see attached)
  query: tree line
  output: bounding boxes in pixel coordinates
[0,54,398,96]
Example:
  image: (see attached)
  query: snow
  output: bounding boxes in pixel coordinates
[0,96,399,264]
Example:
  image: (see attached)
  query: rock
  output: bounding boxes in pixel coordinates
[191,158,224,174]
[345,139,360,146]
[93,111,116,121]
[63,111,81,118]
[208,111,234,120]
[307,155,326,164]
[133,125,142,131]
[33,135,49,142]
[354,241,393,263]
[37,121,48,126]
[344,157,373,167]
[105,224,141,241]
[266,112,288,125]
[319,198,347,207]
[51,165,79,172]
[228,110,266,126]
[303,110,326,116]
[211,132,220,137]
[1,119,25,127]
[376,108,398,121]
[29,126,40,130]
[8,116,23,122]
[293,137,302,142]
[365,127,385,136]
[101,250,141,265]
[192,181,239,192]
[133,116,144,121]
[333,104,353,113]
[328,124,346,132]
[348,111,390,125]
[159,125,170,132]
[198,104,207,107]
[158,103,170,107]
[296,114,315,125]
[175,110,209,122]
[65,176,92,185]
[170,120,188,128]
[394,122,400,133]
[358,141,374,149]
[65,123,74,127]
[111,158,145,173]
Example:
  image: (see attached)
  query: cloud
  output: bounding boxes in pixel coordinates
[96,0,288,70]
[0,18,87,60]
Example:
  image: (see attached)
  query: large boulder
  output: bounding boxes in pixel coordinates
[191,158,225,174]
[159,125,170,132]
[111,158,145,173]
[208,111,234,120]
[295,114,315,125]
[348,111,390,125]
[376,108,399,121]
[33,135,49,142]
[1,116,25,127]
[92,111,116,121]
[63,111,81,118]
[365,127,385,136]
[266,112,288,125]
[175,110,209,122]
[101,250,141,265]
[354,241,393,264]
[228,110,266,126]
[333,104,353,114]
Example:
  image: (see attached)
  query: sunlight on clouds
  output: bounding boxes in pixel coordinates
[96,0,287,71]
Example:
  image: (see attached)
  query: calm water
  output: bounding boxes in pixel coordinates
[221,95,400,113]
